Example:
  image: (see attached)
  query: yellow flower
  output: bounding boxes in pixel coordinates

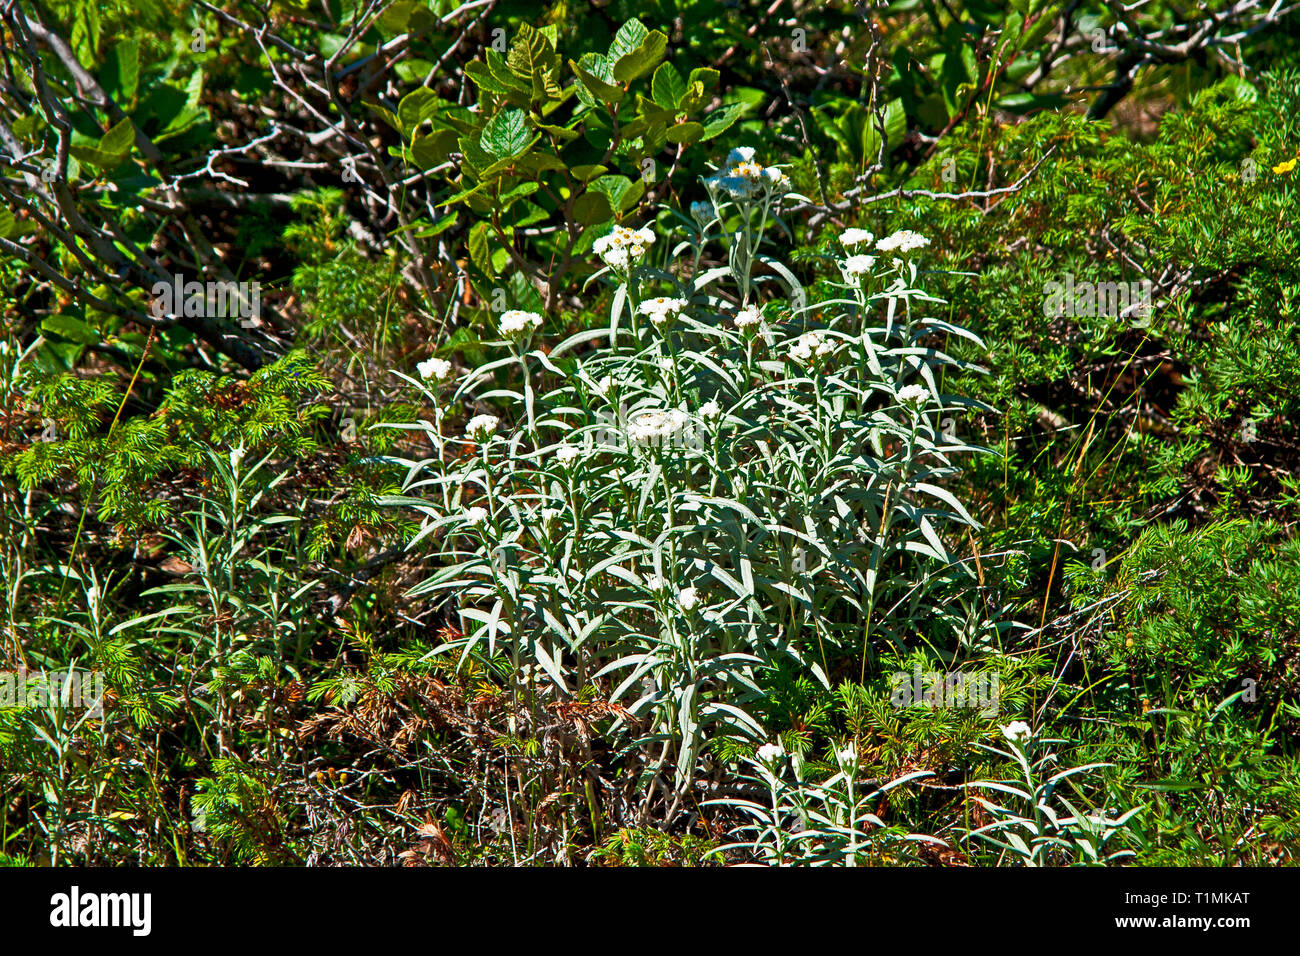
[1273,158,1297,175]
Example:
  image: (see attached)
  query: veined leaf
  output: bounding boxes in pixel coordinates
[571,54,624,104]
[612,31,668,84]
[651,61,685,109]
[480,108,534,159]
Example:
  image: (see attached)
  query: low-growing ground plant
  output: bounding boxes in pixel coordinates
[708,739,942,866]
[960,722,1143,866]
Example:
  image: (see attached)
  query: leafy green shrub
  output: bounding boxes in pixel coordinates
[393,18,745,312]
[3,0,1298,869]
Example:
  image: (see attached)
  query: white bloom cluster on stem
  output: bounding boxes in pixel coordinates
[704,146,790,199]
[788,330,834,363]
[1001,720,1032,742]
[465,414,499,441]
[638,297,688,326]
[417,356,453,381]
[896,384,929,407]
[844,254,876,277]
[627,408,690,445]
[593,224,656,271]
[499,309,543,337]
[876,230,930,255]
[733,304,763,328]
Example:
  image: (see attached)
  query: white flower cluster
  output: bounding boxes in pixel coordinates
[499,309,543,338]
[417,356,453,381]
[699,400,721,420]
[1001,720,1033,742]
[896,383,929,407]
[875,229,930,255]
[761,166,791,192]
[733,304,763,328]
[462,506,489,526]
[840,228,874,248]
[555,444,581,466]
[638,296,688,326]
[844,254,876,277]
[593,224,656,271]
[627,408,690,445]
[465,414,499,441]
[704,147,790,199]
[788,330,834,363]
[756,741,785,765]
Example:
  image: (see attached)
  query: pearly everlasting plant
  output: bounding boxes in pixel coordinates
[960,730,1143,866]
[386,148,993,821]
[709,743,943,865]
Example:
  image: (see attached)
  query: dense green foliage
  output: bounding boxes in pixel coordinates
[1,0,1297,866]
